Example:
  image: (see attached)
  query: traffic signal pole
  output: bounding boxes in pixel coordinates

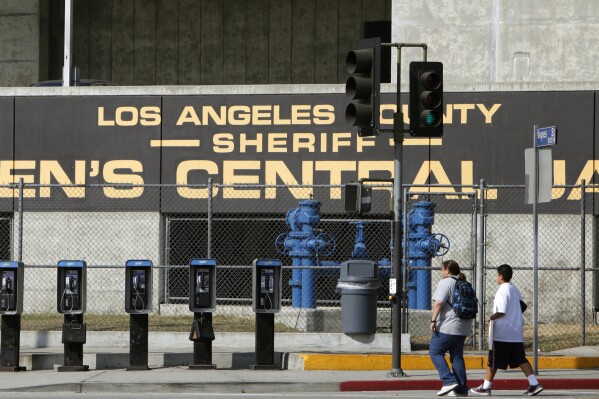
[382,43,428,378]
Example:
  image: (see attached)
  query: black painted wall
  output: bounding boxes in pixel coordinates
[43,0,391,85]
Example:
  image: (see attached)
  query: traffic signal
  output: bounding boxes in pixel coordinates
[344,182,372,214]
[345,38,381,137]
[409,61,443,137]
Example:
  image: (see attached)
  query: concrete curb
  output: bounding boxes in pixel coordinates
[340,378,599,392]
[292,354,599,370]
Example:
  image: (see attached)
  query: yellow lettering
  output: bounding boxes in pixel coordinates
[315,161,356,199]
[412,161,458,199]
[357,136,376,152]
[552,160,566,199]
[292,105,311,125]
[267,133,288,153]
[39,160,86,198]
[332,133,352,152]
[223,161,261,198]
[273,106,291,125]
[264,160,314,199]
[293,133,315,152]
[176,106,201,125]
[176,160,219,198]
[0,160,36,197]
[115,106,139,127]
[240,133,263,153]
[228,106,251,125]
[477,103,502,124]
[140,106,161,126]
[103,160,144,198]
[97,107,115,126]
[313,105,335,125]
[453,104,475,124]
[213,133,235,153]
[202,106,226,126]
[252,106,271,125]
[568,160,599,199]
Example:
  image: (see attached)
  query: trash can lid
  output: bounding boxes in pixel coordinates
[339,260,378,281]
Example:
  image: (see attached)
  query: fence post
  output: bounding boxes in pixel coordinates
[164,217,171,304]
[581,180,586,346]
[207,178,213,259]
[477,179,486,351]
[470,192,478,349]
[401,188,409,333]
[18,177,24,262]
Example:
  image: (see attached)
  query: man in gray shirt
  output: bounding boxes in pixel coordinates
[430,260,473,397]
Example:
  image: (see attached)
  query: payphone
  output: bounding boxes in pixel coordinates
[0,262,23,315]
[189,259,216,312]
[125,260,152,314]
[252,259,281,313]
[57,260,86,315]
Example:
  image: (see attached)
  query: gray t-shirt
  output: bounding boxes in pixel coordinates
[432,277,473,336]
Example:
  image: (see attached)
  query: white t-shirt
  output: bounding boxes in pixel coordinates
[432,277,473,336]
[492,282,524,342]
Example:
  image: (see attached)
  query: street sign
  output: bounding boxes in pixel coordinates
[535,125,557,148]
[524,147,552,204]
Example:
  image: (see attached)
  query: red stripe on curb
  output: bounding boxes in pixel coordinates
[339,379,599,392]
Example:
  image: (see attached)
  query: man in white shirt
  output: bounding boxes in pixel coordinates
[471,264,543,396]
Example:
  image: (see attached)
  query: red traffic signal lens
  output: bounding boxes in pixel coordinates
[420,71,441,90]
[420,90,441,108]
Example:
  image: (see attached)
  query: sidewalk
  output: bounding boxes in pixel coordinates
[0,368,598,394]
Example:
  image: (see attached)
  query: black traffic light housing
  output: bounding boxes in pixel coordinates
[409,61,443,137]
[345,37,381,137]
[344,182,372,215]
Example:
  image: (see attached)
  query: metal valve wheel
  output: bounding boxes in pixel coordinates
[314,232,336,257]
[429,233,450,256]
[275,233,289,255]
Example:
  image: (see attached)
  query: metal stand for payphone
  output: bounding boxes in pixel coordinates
[250,312,277,370]
[0,315,25,371]
[128,313,149,370]
[58,314,88,372]
[189,312,216,369]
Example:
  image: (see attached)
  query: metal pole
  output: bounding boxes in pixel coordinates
[477,179,485,350]
[389,43,405,376]
[207,178,213,259]
[62,0,73,87]
[470,192,478,349]
[532,125,539,374]
[402,187,409,333]
[18,178,24,262]
[581,180,586,346]
[164,217,171,304]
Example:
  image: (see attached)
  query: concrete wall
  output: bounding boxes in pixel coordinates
[392,0,599,87]
[0,0,391,86]
[0,0,40,86]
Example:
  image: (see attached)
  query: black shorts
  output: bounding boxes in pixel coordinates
[488,341,529,370]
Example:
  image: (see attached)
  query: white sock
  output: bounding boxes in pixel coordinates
[482,379,492,389]
[527,374,539,386]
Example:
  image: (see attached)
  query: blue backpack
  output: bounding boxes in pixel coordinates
[448,277,478,319]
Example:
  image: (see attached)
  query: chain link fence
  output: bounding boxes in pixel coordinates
[1,181,598,351]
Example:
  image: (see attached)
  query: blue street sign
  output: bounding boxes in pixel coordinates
[535,126,557,148]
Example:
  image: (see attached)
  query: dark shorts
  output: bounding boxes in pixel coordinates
[488,341,529,370]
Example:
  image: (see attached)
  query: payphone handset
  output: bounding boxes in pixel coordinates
[57,260,87,314]
[196,269,209,293]
[260,268,274,294]
[189,259,217,312]
[252,259,281,313]
[0,261,24,315]
[132,269,146,312]
[62,269,80,312]
[125,260,152,314]
[1,270,15,311]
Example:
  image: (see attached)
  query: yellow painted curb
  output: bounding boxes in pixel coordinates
[297,354,599,371]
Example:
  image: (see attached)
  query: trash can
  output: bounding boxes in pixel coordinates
[336,260,381,334]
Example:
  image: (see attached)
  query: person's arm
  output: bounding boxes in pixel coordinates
[488,312,505,322]
[431,300,444,331]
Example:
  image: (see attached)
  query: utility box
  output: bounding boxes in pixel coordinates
[0,261,24,315]
[125,260,153,314]
[189,259,217,312]
[252,259,282,313]
[57,260,87,315]
[336,260,380,334]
